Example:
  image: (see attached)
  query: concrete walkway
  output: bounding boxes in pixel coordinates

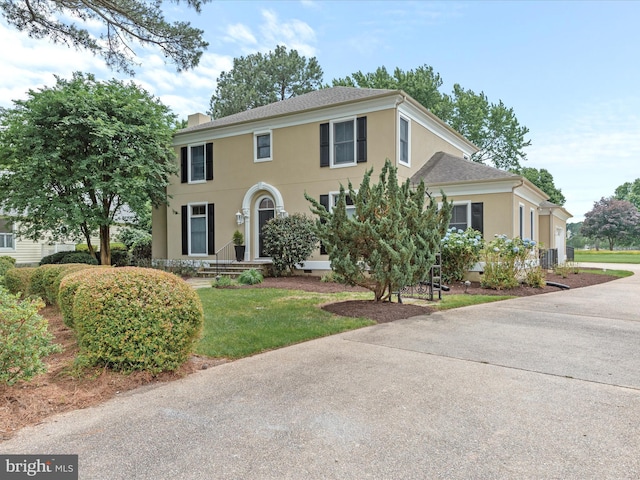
[2,263,639,479]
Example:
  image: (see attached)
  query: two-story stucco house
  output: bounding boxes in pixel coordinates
[152,86,570,273]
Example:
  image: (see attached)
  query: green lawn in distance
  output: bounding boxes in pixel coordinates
[574,250,640,264]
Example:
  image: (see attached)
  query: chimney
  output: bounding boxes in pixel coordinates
[187,113,211,128]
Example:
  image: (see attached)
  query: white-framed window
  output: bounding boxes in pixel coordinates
[329,191,356,219]
[0,217,14,250]
[449,202,470,231]
[519,203,525,238]
[254,130,272,162]
[530,208,535,241]
[399,115,410,167]
[189,203,207,255]
[189,144,206,183]
[331,117,356,167]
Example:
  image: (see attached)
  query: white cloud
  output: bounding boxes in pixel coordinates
[259,9,317,57]
[224,23,258,46]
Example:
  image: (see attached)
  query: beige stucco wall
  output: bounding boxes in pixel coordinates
[158,105,470,266]
[441,192,514,241]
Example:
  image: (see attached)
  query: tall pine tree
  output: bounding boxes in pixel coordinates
[306,160,451,301]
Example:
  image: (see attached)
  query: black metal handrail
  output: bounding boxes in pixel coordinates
[214,240,236,276]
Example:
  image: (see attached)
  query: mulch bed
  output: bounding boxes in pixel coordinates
[254,270,622,323]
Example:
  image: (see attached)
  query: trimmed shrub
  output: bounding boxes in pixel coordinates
[262,214,318,276]
[71,268,204,373]
[59,252,99,265]
[0,255,16,276]
[4,267,36,297]
[0,286,62,386]
[238,268,264,285]
[31,264,96,305]
[59,268,102,328]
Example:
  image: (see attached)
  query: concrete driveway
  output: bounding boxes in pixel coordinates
[2,263,639,479]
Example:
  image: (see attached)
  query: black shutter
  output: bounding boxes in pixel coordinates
[207,203,215,254]
[356,116,367,163]
[320,123,329,167]
[471,202,484,234]
[205,143,213,180]
[180,147,188,183]
[181,205,188,254]
[319,194,329,255]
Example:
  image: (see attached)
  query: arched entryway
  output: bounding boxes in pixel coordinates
[256,196,275,258]
[240,182,285,261]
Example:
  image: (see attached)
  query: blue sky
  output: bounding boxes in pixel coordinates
[1,0,639,222]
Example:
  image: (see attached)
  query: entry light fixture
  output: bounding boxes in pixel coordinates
[235,211,244,225]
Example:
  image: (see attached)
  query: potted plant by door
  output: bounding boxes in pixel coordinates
[233,230,245,262]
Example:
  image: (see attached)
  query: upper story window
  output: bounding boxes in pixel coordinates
[399,115,410,166]
[332,119,355,166]
[0,218,14,249]
[190,145,205,182]
[320,117,367,168]
[254,131,272,162]
[180,143,213,184]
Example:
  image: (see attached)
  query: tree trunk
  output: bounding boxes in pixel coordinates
[100,225,111,266]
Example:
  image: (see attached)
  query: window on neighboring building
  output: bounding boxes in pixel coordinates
[0,218,14,249]
[399,115,410,166]
[254,131,272,162]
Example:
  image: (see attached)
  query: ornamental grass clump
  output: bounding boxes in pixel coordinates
[441,227,484,284]
[0,286,62,386]
[71,267,203,373]
[482,235,540,289]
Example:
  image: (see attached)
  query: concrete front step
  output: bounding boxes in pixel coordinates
[197,262,268,278]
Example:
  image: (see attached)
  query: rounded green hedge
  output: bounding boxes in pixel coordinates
[30,264,96,305]
[58,268,103,328]
[3,267,36,297]
[71,267,204,373]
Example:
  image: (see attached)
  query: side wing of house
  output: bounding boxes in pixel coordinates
[153,87,477,272]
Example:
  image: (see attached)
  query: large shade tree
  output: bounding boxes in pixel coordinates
[0,72,178,265]
[209,45,323,118]
[333,66,530,170]
[306,159,452,302]
[581,197,640,250]
[514,167,566,205]
[1,0,209,73]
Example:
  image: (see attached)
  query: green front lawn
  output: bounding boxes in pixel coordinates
[196,288,374,359]
[575,250,640,264]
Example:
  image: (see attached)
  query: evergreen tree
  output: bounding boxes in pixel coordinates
[306,160,451,302]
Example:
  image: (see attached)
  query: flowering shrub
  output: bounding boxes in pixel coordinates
[441,227,484,283]
[482,235,541,289]
[0,286,61,386]
[71,267,203,373]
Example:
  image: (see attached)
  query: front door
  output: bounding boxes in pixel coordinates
[257,197,275,257]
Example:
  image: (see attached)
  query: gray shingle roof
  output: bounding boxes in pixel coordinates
[411,152,519,184]
[180,87,396,132]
